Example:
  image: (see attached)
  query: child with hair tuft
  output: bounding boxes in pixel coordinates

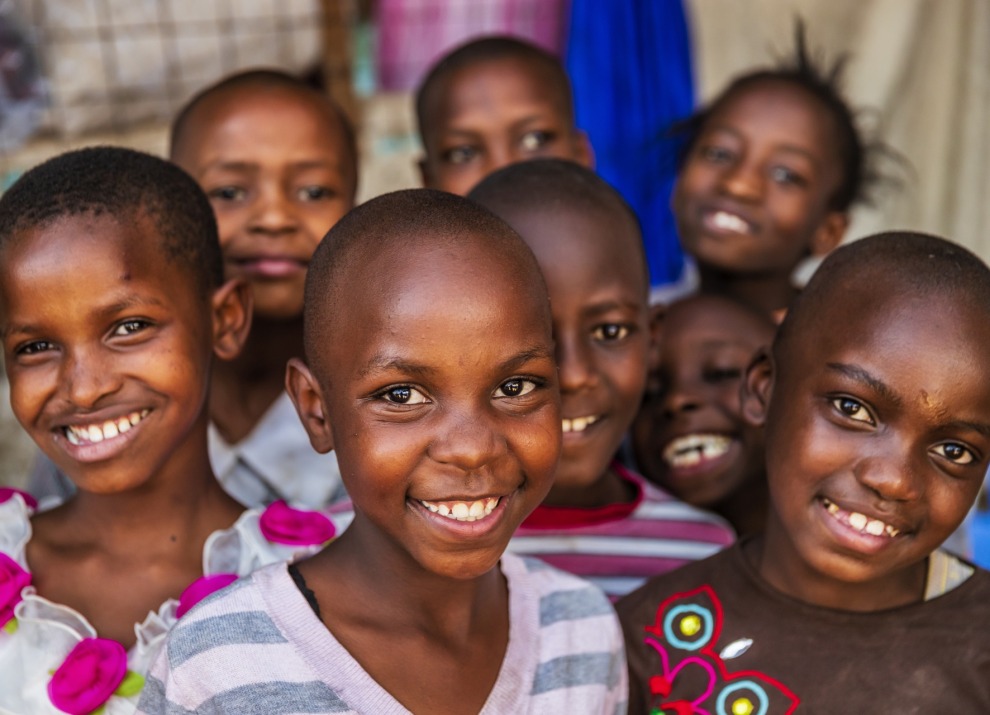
[0,147,332,714]
[470,159,734,602]
[138,189,627,714]
[415,35,592,196]
[619,232,990,712]
[672,28,884,316]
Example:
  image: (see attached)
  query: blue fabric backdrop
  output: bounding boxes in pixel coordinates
[565,0,694,288]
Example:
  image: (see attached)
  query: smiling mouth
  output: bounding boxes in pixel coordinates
[663,434,732,468]
[822,497,901,538]
[63,410,149,446]
[562,415,599,434]
[419,497,500,522]
[706,210,754,235]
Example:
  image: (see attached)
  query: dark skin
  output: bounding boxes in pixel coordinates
[484,202,655,509]
[633,294,774,535]
[287,235,560,713]
[673,79,849,316]
[741,282,990,611]
[171,83,356,444]
[1,212,251,647]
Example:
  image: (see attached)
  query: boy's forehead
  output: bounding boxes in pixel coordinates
[426,56,570,122]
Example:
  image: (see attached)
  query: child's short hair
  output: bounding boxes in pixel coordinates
[0,146,222,294]
[468,158,647,287]
[169,68,358,191]
[415,36,575,135]
[679,24,880,212]
[778,231,990,354]
[302,188,543,367]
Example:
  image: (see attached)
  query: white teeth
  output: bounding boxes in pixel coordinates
[823,499,900,538]
[64,409,149,446]
[865,519,885,536]
[711,211,750,233]
[662,434,732,468]
[562,415,598,433]
[420,497,499,522]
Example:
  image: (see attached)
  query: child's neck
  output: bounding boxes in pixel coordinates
[210,315,304,444]
[541,465,637,509]
[749,519,928,612]
[698,265,798,316]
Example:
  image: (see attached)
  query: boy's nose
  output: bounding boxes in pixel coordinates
[719,159,764,202]
[659,380,702,419]
[249,187,300,235]
[429,407,506,472]
[61,348,121,409]
[855,451,923,503]
[557,337,598,394]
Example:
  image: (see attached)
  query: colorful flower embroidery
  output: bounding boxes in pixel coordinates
[0,553,31,632]
[176,573,238,618]
[644,585,799,714]
[259,500,335,546]
[48,637,144,714]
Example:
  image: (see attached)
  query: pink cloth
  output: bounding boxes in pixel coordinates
[375,0,568,91]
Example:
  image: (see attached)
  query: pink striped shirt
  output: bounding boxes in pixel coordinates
[507,463,735,600]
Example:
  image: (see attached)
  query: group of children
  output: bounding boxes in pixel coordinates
[0,26,987,715]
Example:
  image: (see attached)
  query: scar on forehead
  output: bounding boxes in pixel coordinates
[918,391,949,420]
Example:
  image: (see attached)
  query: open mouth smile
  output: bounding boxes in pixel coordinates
[822,497,901,538]
[419,496,500,522]
[703,209,755,236]
[562,414,600,434]
[63,409,150,446]
[663,433,732,468]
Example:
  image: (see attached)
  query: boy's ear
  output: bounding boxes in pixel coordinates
[285,357,334,454]
[809,211,849,257]
[211,279,253,361]
[741,347,774,428]
[573,130,595,170]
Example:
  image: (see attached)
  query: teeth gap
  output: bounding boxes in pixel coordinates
[822,499,899,538]
[420,497,500,522]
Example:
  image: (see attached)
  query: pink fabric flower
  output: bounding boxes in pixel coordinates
[48,637,127,715]
[176,573,238,618]
[259,500,335,545]
[0,487,37,511]
[0,553,31,629]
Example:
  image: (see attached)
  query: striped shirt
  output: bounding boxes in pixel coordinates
[137,553,627,714]
[508,463,735,600]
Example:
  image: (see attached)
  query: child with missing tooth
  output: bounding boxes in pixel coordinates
[670,29,882,316]
[29,70,358,511]
[469,159,734,601]
[631,294,776,536]
[415,35,593,196]
[138,190,626,714]
[619,233,990,713]
[0,148,331,715]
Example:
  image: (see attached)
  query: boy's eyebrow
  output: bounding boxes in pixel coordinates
[825,362,902,407]
[359,345,553,379]
[200,159,343,173]
[944,420,990,439]
[709,124,821,166]
[583,299,645,318]
[2,295,169,339]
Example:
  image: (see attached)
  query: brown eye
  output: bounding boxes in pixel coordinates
[592,324,630,342]
[382,386,427,405]
[934,443,975,465]
[495,378,536,399]
[832,397,874,425]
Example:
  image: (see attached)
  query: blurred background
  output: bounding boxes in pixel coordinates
[1,0,987,487]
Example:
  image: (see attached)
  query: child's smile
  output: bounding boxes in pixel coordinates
[747,281,990,609]
[1,212,220,495]
[289,226,560,580]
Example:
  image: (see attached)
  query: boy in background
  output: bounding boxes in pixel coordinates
[471,159,733,601]
[415,36,592,196]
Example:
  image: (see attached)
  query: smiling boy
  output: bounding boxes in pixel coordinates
[618,232,990,712]
[139,190,627,714]
[416,36,592,196]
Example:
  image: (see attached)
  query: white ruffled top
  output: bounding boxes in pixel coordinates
[0,493,324,715]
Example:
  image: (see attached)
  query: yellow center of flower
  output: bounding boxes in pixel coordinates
[679,614,701,636]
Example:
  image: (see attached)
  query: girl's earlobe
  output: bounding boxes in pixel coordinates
[211,278,253,361]
[285,358,335,454]
[741,347,774,428]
